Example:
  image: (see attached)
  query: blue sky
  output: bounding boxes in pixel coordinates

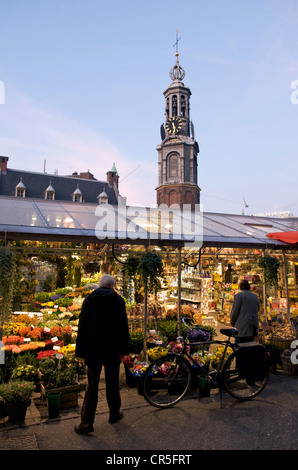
[0,0,298,215]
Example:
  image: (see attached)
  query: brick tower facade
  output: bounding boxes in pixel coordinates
[156,48,200,210]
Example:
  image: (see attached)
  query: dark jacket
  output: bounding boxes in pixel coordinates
[230,289,260,338]
[75,287,129,363]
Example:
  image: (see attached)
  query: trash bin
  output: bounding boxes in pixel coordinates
[198,375,210,398]
[47,392,61,418]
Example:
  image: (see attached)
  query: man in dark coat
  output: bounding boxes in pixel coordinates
[75,274,129,434]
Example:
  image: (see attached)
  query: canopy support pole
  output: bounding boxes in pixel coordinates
[282,251,291,322]
[177,246,182,337]
[262,250,268,321]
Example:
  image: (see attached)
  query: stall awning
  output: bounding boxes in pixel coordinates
[266,231,298,244]
[0,195,298,248]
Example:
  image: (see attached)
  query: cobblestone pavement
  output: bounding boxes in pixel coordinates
[1,322,297,451]
[0,365,150,432]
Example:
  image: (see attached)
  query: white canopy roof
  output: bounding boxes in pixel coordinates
[0,195,297,248]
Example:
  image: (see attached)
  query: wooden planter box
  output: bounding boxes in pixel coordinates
[40,383,80,410]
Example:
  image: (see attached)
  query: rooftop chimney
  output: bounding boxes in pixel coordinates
[0,156,9,174]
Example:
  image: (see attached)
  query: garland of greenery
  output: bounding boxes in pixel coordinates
[258,255,280,288]
[0,248,16,327]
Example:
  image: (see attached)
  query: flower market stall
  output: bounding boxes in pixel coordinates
[1,197,298,422]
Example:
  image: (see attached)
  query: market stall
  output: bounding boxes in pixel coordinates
[1,196,298,422]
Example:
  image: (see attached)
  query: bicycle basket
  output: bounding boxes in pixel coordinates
[188,327,211,343]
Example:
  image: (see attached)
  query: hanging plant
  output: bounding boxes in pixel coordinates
[138,252,164,293]
[121,253,141,301]
[0,248,16,327]
[258,255,280,288]
[122,253,142,280]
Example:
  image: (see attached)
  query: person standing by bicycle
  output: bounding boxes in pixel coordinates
[230,279,260,344]
[74,274,129,434]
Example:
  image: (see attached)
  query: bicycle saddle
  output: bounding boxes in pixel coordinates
[220,328,238,337]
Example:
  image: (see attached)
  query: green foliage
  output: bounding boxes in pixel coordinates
[138,252,165,293]
[0,248,16,326]
[38,356,77,389]
[258,255,280,288]
[128,329,144,353]
[157,320,186,342]
[35,291,52,303]
[0,380,35,404]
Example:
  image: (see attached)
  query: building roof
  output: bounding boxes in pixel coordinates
[0,169,118,205]
[0,195,297,249]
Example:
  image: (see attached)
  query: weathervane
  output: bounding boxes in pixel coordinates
[169,29,185,82]
[173,29,181,54]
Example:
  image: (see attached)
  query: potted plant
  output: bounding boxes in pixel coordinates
[0,380,35,423]
[38,354,80,409]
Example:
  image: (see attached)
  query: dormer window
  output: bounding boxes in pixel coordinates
[15,177,26,198]
[97,188,108,205]
[72,184,82,202]
[44,182,55,200]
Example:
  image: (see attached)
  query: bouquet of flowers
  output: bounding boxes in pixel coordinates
[129,360,148,377]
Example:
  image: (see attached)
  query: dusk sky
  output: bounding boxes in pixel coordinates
[0,0,298,216]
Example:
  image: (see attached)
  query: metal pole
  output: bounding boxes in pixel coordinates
[143,245,148,361]
[178,246,182,336]
[262,250,267,321]
[282,251,291,321]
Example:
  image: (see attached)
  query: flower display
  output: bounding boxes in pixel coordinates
[129,361,148,377]
[210,346,233,369]
[0,381,35,404]
[11,365,39,382]
[36,350,56,360]
[59,344,76,355]
[2,335,25,345]
[147,346,168,361]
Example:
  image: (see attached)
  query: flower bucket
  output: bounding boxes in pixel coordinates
[47,392,61,418]
[124,366,137,388]
[198,375,210,398]
[6,400,30,424]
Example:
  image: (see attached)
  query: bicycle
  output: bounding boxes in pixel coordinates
[143,318,270,408]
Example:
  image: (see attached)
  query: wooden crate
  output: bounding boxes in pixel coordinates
[41,383,80,409]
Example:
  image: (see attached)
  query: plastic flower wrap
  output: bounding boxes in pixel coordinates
[167,341,189,353]
[147,332,166,345]
[129,360,149,377]
[188,327,210,343]
[123,354,140,368]
[191,351,212,367]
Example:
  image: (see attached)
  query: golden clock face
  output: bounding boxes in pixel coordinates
[165,117,182,134]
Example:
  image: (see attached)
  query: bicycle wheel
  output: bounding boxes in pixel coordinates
[222,351,269,400]
[143,354,192,408]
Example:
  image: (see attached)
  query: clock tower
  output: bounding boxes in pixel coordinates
[156,45,200,210]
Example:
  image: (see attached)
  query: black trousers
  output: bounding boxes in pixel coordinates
[81,357,121,425]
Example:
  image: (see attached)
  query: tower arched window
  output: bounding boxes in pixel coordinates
[167,153,179,181]
[166,98,169,118]
[181,95,186,117]
[172,95,177,116]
